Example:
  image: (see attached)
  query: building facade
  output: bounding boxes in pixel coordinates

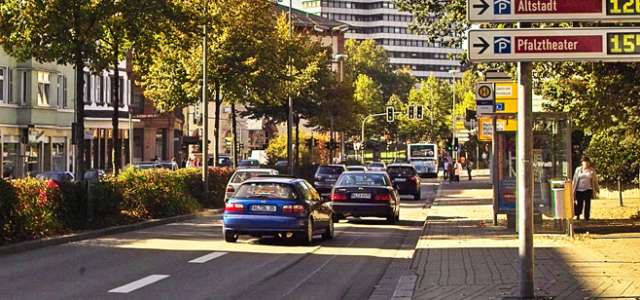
[0,50,75,179]
[298,0,463,80]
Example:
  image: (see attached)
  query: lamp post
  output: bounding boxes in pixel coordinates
[448,69,460,161]
[287,0,294,175]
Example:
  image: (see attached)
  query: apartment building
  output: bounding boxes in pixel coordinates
[297,0,463,80]
[0,50,75,178]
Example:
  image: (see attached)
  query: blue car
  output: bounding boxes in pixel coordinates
[223,177,334,245]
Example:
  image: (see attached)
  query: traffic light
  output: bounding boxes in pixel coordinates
[387,106,394,122]
[332,141,340,150]
[446,139,453,151]
[416,105,423,120]
[408,105,415,119]
[313,138,319,146]
[305,138,312,148]
[454,137,459,151]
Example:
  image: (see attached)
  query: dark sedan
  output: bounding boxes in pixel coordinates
[223,177,334,245]
[387,163,421,199]
[329,171,400,224]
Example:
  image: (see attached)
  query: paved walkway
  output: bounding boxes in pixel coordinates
[405,173,640,300]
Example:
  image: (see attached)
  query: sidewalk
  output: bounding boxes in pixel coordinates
[407,173,640,300]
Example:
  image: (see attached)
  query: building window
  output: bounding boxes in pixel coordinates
[57,75,63,108]
[83,72,92,104]
[95,75,104,105]
[7,69,13,104]
[0,67,5,103]
[20,70,27,105]
[37,71,50,106]
[56,75,67,108]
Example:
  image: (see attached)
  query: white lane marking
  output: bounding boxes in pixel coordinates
[108,275,169,294]
[188,251,228,264]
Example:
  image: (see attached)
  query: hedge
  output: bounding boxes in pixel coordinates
[0,167,233,245]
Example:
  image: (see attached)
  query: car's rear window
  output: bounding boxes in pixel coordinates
[234,183,296,200]
[347,166,365,171]
[368,163,384,168]
[387,167,416,176]
[230,171,269,183]
[337,173,389,186]
[317,166,345,174]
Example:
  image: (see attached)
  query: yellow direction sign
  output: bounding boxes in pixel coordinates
[495,82,518,113]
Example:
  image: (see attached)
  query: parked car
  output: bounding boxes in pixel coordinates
[346,165,367,172]
[367,162,387,172]
[35,171,75,183]
[313,164,347,196]
[132,161,163,170]
[159,161,179,170]
[2,161,14,178]
[225,168,280,200]
[386,163,421,199]
[237,159,260,169]
[274,160,288,168]
[208,155,232,168]
[330,171,400,224]
[223,177,334,244]
[83,169,107,182]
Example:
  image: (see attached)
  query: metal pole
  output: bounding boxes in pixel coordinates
[330,115,334,163]
[287,0,294,175]
[492,115,499,225]
[202,13,209,197]
[517,22,535,298]
[452,75,456,162]
[129,77,134,165]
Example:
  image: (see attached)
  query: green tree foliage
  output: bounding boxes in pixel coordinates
[0,0,105,178]
[266,133,331,165]
[393,0,468,49]
[400,75,453,145]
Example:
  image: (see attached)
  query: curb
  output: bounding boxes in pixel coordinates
[0,208,224,256]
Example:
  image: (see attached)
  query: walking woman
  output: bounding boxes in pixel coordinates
[572,156,599,220]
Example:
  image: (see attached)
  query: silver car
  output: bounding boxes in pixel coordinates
[225,168,279,200]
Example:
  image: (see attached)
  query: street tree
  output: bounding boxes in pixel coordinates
[140,0,279,166]
[0,0,104,179]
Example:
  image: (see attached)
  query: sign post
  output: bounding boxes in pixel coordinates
[476,82,495,114]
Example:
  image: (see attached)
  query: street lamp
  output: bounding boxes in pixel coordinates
[448,69,460,161]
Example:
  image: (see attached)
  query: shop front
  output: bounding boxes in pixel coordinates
[1,127,71,179]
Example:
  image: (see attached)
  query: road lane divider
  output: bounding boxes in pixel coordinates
[189,251,228,263]
[108,274,169,294]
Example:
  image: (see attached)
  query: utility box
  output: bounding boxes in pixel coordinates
[551,179,573,219]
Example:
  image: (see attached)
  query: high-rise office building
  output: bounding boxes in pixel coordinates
[298,0,463,81]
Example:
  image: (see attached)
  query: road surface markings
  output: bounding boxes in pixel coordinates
[188,251,228,263]
[108,275,169,294]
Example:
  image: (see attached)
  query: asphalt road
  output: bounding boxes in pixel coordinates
[0,181,438,300]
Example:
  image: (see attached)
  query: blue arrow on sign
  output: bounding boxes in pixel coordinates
[496,103,505,111]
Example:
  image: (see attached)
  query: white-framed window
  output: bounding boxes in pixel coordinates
[37,71,50,106]
[96,75,104,105]
[8,69,13,103]
[0,67,5,103]
[56,75,68,108]
[83,72,92,104]
[20,70,27,105]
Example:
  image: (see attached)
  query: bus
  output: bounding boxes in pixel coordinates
[407,143,438,178]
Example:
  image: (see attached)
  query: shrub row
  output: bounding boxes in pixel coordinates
[0,167,233,245]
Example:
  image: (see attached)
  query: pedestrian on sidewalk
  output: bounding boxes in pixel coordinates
[443,159,450,181]
[467,159,474,180]
[447,160,454,183]
[572,156,599,220]
[453,159,463,182]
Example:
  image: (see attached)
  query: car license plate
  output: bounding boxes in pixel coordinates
[394,178,406,182]
[326,178,337,182]
[251,205,277,212]
[351,193,371,199]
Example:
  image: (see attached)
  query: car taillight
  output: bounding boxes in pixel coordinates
[226,185,235,193]
[409,176,417,182]
[374,193,392,201]
[282,204,307,214]
[331,193,347,200]
[225,203,244,212]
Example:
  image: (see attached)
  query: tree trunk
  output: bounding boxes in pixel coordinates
[295,116,300,170]
[112,42,121,175]
[74,49,86,181]
[213,81,221,167]
[231,102,237,167]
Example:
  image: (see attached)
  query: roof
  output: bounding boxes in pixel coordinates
[273,5,349,32]
[388,163,415,168]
